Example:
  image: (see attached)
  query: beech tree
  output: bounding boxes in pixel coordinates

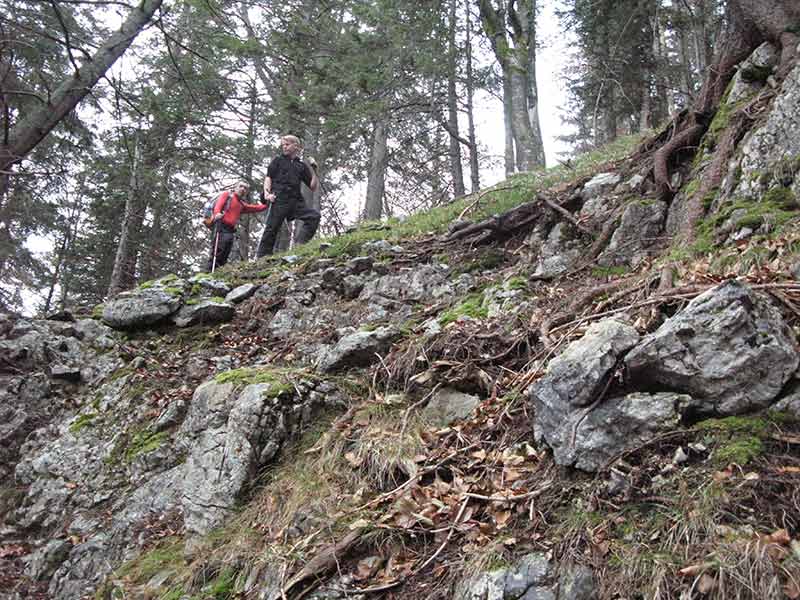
[478,0,545,173]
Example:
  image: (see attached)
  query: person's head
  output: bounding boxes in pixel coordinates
[280,135,302,158]
[234,180,250,196]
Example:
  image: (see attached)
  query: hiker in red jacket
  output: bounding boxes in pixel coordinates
[207,181,268,272]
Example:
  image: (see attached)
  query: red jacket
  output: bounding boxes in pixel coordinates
[213,191,268,227]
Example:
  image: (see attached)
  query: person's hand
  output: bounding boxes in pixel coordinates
[213,212,223,222]
[265,192,276,202]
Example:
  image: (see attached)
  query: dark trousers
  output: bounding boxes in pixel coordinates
[207,223,235,272]
[257,197,321,257]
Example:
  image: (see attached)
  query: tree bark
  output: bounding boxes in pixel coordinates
[465,0,481,192]
[447,0,465,197]
[108,133,145,297]
[364,119,388,221]
[479,0,545,174]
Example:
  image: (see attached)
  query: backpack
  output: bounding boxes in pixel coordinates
[202,191,233,228]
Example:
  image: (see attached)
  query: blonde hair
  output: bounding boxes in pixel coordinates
[281,135,302,148]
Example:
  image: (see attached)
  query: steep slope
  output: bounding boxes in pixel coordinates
[3,42,800,600]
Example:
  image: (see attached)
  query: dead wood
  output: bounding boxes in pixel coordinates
[444,194,589,246]
[278,527,365,600]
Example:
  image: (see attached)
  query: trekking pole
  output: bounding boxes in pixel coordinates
[211,222,221,273]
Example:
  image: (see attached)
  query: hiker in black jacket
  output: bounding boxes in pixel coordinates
[257,135,320,257]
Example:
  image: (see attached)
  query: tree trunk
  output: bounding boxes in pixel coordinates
[364,119,388,221]
[447,0,465,197]
[520,0,546,167]
[503,75,516,177]
[465,0,481,193]
[108,133,145,297]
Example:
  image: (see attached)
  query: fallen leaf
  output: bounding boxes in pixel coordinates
[785,580,800,600]
[697,573,716,594]
[678,563,713,577]
[762,529,791,546]
[491,509,512,529]
[712,468,734,482]
[355,556,383,581]
[776,466,800,474]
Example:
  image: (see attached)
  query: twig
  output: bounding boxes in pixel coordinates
[400,383,442,438]
[415,495,470,574]
[457,186,516,220]
[570,367,619,447]
[463,480,554,503]
[539,193,594,236]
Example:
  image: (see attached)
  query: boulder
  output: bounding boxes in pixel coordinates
[317,326,402,372]
[731,58,800,201]
[171,299,235,328]
[422,388,481,427]
[598,200,666,267]
[225,283,259,304]
[561,392,687,471]
[531,222,584,279]
[625,281,798,415]
[102,289,182,330]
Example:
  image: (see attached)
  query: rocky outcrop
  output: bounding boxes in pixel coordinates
[453,552,595,600]
[597,199,666,267]
[531,281,800,471]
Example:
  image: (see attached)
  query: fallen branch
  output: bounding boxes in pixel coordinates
[278,527,366,600]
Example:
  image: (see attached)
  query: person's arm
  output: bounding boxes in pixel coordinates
[309,166,319,192]
[304,160,319,192]
[212,191,228,221]
[241,200,269,213]
[263,174,276,202]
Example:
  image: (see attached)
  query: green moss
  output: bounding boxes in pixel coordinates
[701,188,719,209]
[213,367,298,397]
[209,296,226,303]
[125,430,169,462]
[190,284,202,295]
[185,298,199,306]
[714,435,765,465]
[163,287,184,297]
[695,415,772,465]
[762,185,797,210]
[69,412,98,434]
[683,179,700,198]
[451,250,506,276]
[591,265,629,278]
[91,304,105,319]
[438,292,488,325]
[504,276,528,291]
[113,537,185,586]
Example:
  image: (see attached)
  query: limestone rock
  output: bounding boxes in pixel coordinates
[453,552,595,600]
[422,388,480,427]
[317,326,402,372]
[102,288,183,330]
[171,299,235,328]
[626,281,798,415]
[598,200,666,267]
